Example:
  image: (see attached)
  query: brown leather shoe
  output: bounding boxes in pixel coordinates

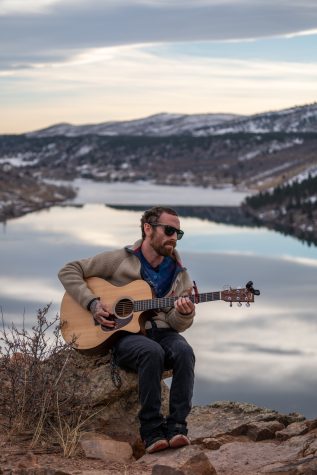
[168,434,191,449]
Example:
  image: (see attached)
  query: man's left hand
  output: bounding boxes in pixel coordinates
[175,296,195,315]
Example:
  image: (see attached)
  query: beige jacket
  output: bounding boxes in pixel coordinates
[58,240,195,333]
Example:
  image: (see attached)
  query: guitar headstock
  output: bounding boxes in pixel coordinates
[221,281,260,307]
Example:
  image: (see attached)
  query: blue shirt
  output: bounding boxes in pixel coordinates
[136,249,178,298]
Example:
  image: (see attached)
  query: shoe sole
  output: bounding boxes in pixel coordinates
[169,434,191,449]
[146,439,169,454]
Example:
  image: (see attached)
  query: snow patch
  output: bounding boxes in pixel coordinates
[76,145,94,157]
[0,155,39,167]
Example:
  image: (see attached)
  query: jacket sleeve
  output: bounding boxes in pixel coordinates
[58,249,127,309]
[164,270,195,332]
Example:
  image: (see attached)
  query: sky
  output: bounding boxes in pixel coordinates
[1,0,317,134]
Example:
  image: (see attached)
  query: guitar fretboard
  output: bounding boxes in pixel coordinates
[133,292,221,312]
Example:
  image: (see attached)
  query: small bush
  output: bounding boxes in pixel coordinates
[0,304,95,456]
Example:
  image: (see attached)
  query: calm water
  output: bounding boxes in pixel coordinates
[1,182,316,418]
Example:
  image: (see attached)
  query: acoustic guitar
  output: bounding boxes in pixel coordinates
[60,278,260,354]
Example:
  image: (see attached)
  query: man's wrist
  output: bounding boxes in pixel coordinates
[177,309,194,316]
[87,297,100,312]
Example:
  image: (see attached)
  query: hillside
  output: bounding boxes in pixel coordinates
[26,103,317,137]
[26,112,243,138]
[1,103,317,244]
[1,132,317,192]
[0,162,75,222]
[243,173,317,245]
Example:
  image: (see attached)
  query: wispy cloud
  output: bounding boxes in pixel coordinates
[1,0,317,66]
[2,43,317,132]
[0,276,61,302]
[0,0,61,15]
[1,0,317,132]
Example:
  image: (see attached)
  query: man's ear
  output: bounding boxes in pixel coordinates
[143,222,152,237]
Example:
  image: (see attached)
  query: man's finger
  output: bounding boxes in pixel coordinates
[98,316,116,327]
[98,310,110,318]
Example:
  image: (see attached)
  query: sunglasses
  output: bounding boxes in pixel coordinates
[150,223,184,240]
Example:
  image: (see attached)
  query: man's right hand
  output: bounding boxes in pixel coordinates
[90,300,116,328]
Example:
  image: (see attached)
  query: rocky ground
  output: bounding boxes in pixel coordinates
[1,353,316,475]
[1,401,317,475]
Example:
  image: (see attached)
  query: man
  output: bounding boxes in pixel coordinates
[58,206,195,454]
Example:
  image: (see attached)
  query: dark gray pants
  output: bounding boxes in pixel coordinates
[113,328,195,439]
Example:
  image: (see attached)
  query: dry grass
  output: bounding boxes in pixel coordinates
[0,305,95,456]
[51,394,106,457]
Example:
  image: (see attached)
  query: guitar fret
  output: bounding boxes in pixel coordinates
[133,291,221,311]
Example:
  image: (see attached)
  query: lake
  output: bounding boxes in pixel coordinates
[1,181,316,419]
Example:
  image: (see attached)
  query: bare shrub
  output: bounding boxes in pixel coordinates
[0,304,95,455]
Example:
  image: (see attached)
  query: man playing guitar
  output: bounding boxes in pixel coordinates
[58,206,195,454]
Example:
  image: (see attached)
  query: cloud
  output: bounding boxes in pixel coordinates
[3,43,317,132]
[0,0,61,15]
[1,0,317,70]
[193,372,317,418]
[218,342,308,356]
[1,0,317,132]
[0,276,61,302]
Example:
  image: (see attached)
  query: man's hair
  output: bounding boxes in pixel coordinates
[140,206,178,239]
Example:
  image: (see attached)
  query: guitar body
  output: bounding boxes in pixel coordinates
[60,277,153,354]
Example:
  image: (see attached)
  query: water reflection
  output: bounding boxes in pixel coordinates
[69,179,249,206]
[0,204,316,418]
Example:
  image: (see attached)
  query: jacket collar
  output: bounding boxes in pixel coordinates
[125,239,185,269]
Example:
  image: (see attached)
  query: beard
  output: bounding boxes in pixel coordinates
[151,238,176,257]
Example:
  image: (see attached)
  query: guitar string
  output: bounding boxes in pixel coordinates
[112,290,252,316]
[119,294,249,306]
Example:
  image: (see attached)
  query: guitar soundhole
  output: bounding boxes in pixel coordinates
[114,298,134,319]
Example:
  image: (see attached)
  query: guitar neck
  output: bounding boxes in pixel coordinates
[134,292,221,312]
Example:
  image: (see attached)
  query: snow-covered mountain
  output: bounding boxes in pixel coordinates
[27,113,243,137]
[27,103,317,138]
[211,103,317,135]
[2,101,317,198]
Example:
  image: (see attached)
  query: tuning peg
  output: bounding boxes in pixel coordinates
[246,302,250,307]
[230,302,232,307]
[246,281,261,296]
[237,302,242,307]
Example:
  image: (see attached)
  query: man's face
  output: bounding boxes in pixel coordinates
[148,212,181,257]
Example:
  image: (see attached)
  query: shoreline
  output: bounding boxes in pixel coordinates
[1,177,315,247]
[0,178,251,223]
